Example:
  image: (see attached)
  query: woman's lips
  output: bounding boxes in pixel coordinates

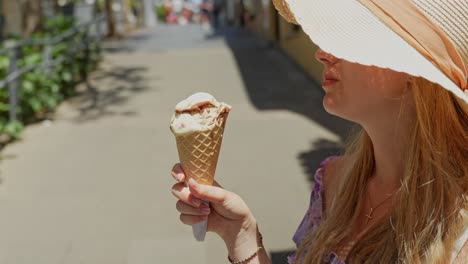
[322,71,339,87]
[322,78,339,87]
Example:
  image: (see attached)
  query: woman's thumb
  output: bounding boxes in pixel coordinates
[187,178,227,204]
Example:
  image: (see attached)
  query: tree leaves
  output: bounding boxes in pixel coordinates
[0,15,101,139]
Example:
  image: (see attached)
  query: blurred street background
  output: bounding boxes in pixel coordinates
[0,0,352,263]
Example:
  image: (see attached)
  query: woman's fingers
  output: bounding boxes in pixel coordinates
[171,163,185,182]
[171,182,202,207]
[187,178,227,204]
[176,200,211,216]
[212,180,222,188]
[179,214,208,225]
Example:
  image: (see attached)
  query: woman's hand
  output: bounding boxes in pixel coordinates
[171,163,259,260]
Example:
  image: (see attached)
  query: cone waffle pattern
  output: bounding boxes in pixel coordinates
[175,113,229,186]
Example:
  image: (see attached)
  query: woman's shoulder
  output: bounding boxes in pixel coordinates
[313,156,344,186]
[452,227,468,263]
[290,155,348,259]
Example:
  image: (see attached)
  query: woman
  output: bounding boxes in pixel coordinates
[171,0,467,263]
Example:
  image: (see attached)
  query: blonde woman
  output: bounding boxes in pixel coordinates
[170,0,468,263]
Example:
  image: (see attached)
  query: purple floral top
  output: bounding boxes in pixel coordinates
[288,156,345,264]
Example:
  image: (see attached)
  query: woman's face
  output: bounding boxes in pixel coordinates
[314,48,413,124]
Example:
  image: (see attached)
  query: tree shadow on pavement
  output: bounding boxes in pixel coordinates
[298,138,347,184]
[67,65,150,123]
[102,30,152,54]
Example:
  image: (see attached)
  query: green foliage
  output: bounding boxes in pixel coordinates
[44,15,76,36]
[0,15,101,141]
[95,0,106,12]
[155,5,167,22]
[2,120,24,139]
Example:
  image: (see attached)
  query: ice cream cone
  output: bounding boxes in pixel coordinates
[170,92,231,242]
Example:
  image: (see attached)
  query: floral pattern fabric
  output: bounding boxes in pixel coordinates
[287,156,345,264]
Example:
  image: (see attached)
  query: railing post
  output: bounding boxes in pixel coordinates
[95,16,102,55]
[63,32,72,66]
[81,27,90,82]
[8,47,20,122]
[43,43,53,75]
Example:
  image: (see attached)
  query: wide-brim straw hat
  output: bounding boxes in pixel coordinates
[272,0,468,104]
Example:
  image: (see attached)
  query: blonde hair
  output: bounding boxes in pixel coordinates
[294,77,468,263]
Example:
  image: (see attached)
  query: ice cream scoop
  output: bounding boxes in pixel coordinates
[170,92,230,135]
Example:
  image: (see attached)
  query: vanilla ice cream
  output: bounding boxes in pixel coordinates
[170,92,231,135]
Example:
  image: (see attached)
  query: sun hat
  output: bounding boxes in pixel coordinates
[272,0,468,104]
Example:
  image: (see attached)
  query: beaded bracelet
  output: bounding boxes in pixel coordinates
[227,231,264,264]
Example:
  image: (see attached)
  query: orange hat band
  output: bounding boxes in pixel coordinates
[357,0,467,91]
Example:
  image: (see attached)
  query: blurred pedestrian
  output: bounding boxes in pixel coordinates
[212,0,224,29]
[172,0,184,18]
[200,0,213,24]
[170,1,468,263]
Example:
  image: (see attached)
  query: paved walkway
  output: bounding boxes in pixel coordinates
[0,24,351,264]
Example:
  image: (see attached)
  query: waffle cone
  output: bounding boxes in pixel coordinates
[174,112,229,186]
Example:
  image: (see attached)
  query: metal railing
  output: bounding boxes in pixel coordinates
[0,15,105,122]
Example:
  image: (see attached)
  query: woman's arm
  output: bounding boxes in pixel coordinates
[171,163,271,264]
[237,249,270,264]
[224,221,271,264]
[226,240,271,264]
[453,239,468,264]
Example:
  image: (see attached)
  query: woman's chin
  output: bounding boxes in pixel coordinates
[323,95,361,123]
[322,94,349,120]
[323,94,338,114]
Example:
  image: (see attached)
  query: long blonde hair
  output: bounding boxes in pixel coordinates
[294,77,468,263]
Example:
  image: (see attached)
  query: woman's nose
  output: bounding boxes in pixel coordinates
[315,48,338,66]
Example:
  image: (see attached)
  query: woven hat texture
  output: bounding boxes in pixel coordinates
[272,0,468,103]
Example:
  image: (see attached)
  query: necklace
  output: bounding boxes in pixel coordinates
[365,185,399,225]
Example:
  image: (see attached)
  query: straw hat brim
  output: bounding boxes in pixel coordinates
[282,0,468,103]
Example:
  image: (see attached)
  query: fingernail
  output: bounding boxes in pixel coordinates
[175,173,183,181]
[191,199,201,207]
[200,207,211,215]
[188,179,200,190]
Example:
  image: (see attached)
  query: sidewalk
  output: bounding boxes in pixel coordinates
[0,24,351,264]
